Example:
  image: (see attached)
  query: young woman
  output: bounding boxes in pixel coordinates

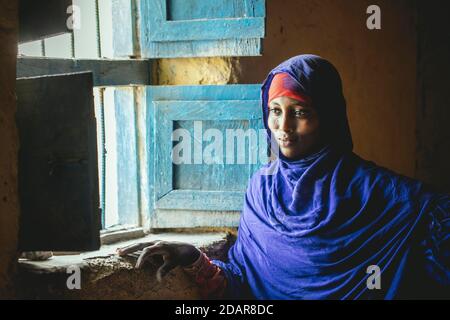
[117,55,449,299]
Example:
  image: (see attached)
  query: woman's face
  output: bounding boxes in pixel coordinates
[268,96,322,160]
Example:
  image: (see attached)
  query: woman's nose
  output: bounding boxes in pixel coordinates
[278,114,294,133]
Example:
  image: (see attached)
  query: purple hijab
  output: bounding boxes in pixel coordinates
[212,54,450,299]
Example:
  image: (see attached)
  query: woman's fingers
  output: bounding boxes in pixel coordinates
[116,241,159,256]
[117,241,188,282]
[135,244,170,269]
[156,259,178,283]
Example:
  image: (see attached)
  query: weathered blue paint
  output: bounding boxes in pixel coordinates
[139,0,265,58]
[148,17,264,42]
[144,38,262,58]
[111,0,135,57]
[174,120,252,191]
[146,84,265,228]
[149,84,261,101]
[166,0,265,20]
[158,100,261,120]
[134,87,151,230]
[155,190,245,211]
[113,88,140,226]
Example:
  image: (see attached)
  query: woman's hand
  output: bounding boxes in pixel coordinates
[116,240,201,282]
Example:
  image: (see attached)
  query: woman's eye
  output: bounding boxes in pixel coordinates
[269,108,281,116]
[295,110,309,118]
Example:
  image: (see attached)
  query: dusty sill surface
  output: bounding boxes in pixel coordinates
[16,232,235,299]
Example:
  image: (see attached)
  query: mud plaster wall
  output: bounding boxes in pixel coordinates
[18,256,201,300]
[237,0,418,178]
[153,57,240,85]
[16,236,234,299]
[0,0,19,299]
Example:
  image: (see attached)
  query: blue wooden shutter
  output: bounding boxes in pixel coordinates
[16,72,101,251]
[139,0,265,58]
[146,85,266,228]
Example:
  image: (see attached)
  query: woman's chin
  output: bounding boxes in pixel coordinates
[279,145,317,160]
[279,147,301,160]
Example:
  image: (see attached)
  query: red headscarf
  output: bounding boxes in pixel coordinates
[268,73,311,105]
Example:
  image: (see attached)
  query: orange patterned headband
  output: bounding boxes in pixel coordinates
[268,73,311,106]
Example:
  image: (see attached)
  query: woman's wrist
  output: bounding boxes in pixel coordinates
[182,251,208,274]
[182,252,227,299]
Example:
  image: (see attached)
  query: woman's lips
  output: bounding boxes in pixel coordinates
[278,138,296,148]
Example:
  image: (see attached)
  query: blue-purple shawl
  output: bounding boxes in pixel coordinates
[212,55,450,299]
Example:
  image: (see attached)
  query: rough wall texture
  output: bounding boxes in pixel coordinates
[153,57,240,85]
[17,255,201,300]
[0,0,19,299]
[237,0,418,178]
[16,235,235,299]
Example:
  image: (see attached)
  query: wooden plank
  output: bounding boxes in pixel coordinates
[144,39,262,58]
[155,190,244,211]
[18,41,44,57]
[173,120,253,190]
[147,84,261,101]
[114,88,140,226]
[93,89,106,228]
[164,0,266,20]
[167,0,249,20]
[111,0,136,57]
[103,88,119,227]
[148,17,265,42]
[17,57,151,86]
[44,33,73,58]
[156,100,262,120]
[98,0,135,58]
[134,87,151,230]
[154,106,174,200]
[145,87,157,232]
[73,0,98,58]
[19,0,73,43]
[16,72,101,251]
[151,210,241,228]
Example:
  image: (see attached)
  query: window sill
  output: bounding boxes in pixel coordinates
[100,226,145,245]
[17,231,233,274]
[16,231,235,299]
